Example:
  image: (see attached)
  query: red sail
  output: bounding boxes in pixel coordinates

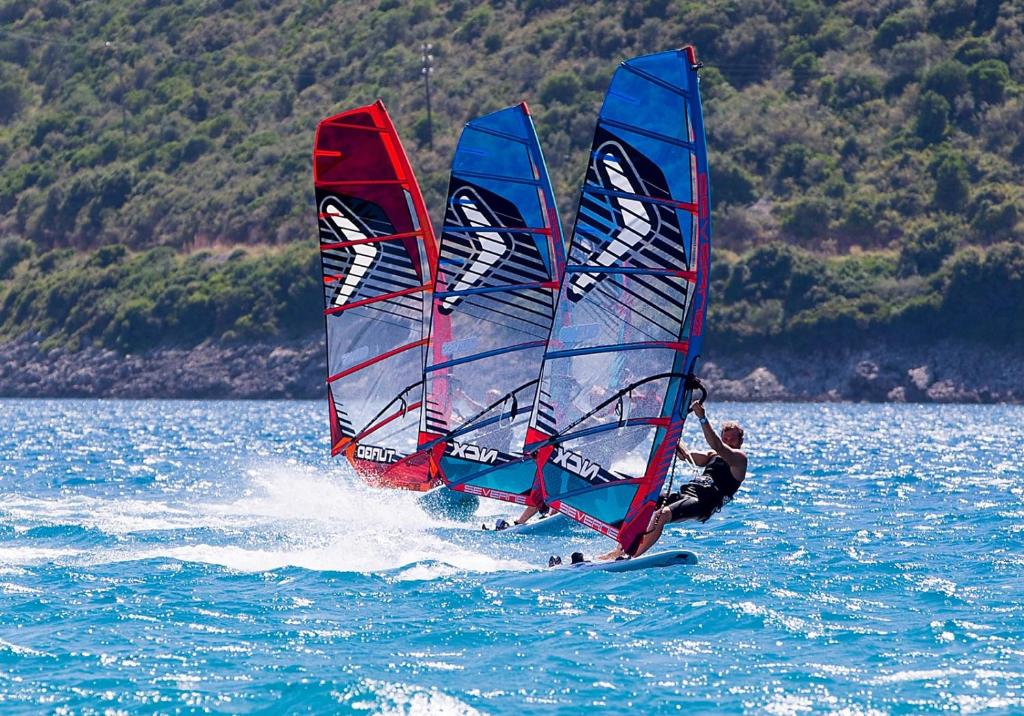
[313,101,440,490]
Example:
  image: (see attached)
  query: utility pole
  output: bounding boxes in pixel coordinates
[421,42,434,150]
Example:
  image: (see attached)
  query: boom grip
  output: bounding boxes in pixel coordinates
[685,376,707,413]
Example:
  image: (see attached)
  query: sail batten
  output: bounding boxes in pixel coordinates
[326,338,429,384]
[442,226,553,235]
[581,185,699,213]
[455,170,544,187]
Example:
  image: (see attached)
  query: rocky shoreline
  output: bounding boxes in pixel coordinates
[0,334,323,400]
[702,342,1022,404]
[0,334,1020,403]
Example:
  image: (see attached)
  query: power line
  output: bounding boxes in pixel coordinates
[0,26,86,48]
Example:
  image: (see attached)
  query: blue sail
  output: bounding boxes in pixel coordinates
[419,103,566,507]
[528,48,713,552]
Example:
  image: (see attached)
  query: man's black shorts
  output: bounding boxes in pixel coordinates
[661,482,722,523]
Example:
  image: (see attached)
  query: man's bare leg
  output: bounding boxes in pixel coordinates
[631,506,671,558]
[596,506,670,561]
[514,504,540,525]
[596,545,624,561]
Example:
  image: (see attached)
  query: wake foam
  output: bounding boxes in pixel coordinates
[0,462,531,576]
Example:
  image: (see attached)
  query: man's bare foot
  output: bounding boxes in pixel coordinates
[597,546,625,562]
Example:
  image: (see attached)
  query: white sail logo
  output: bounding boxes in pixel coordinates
[438,187,512,315]
[448,440,500,464]
[320,196,379,307]
[567,142,659,301]
[551,445,602,481]
[355,443,397,463]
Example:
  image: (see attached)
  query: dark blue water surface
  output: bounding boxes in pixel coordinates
[1,400,1022,714]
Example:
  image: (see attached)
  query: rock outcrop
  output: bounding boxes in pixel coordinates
[699,342,1022,403]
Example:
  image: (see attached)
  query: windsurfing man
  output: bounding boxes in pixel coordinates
[598,402,747,560]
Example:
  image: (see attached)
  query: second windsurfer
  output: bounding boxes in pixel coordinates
[484,501,551,531]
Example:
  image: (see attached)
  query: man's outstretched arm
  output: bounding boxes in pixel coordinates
[691,402,746,473]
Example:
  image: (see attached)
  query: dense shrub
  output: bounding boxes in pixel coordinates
[968,186,1020,241]
[941,242,1024,341]
[967,60,1010,104]
[916,91,950,143]
[0,81,24,122]
[930,148,969,212]
[88,243,127,268]
[922,60,968,104]
[827,70,883,109]
[898,217,961,276]
[539,71,582,105]
[926,0,974,37]
[782,197,831,241]
[874,9,925,49]
[0,237,33,279]
[710,157,757,206]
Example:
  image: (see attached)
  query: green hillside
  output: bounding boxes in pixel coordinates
[1,0,1022,353]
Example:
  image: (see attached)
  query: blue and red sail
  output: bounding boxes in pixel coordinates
[419,103,566,506]
[527,47,712,552]
[313,100,440,490]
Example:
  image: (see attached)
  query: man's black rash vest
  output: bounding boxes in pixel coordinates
[703,455,741,498]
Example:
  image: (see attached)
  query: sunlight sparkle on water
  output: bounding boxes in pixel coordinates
[0,400,1022,713]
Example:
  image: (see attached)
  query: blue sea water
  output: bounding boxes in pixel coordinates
[1,400,1022,714]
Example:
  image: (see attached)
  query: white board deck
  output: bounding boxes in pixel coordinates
[553,549,697,572]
